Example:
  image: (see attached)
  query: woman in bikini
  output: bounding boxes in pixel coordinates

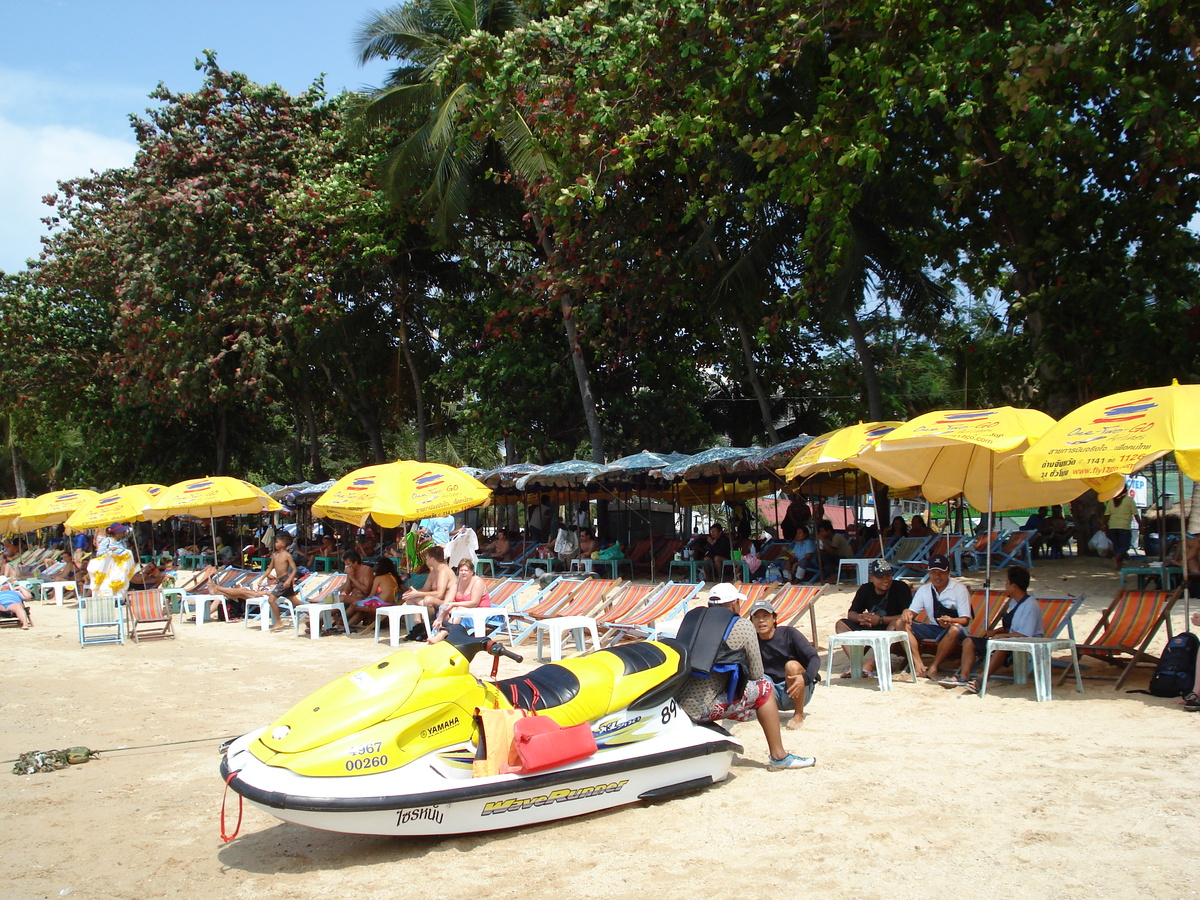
[347,557,403,632]
[430,560,491,635]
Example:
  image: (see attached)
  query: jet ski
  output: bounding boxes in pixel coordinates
[220,625,741,836]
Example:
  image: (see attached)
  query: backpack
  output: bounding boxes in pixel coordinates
[1148,632,1199,698]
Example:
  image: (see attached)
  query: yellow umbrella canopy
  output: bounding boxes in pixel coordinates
[1021,381,1200,482]
[0,498,30,535]
[778,421,905,481]
[16,488,101,531]
[856,407,1122,511]
[144,477,282,520]
[312,460,492,528]
[64,484,167,532]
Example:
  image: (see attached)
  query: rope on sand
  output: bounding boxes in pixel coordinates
[7,735,238,773]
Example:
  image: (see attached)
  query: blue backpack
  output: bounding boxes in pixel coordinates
[1148,632,1199,698]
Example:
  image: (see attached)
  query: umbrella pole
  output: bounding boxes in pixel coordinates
[1179,467,1191,627]
[984,462,995,627]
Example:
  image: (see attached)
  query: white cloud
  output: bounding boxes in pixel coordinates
[0,116,135,273]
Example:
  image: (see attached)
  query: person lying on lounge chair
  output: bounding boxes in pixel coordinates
[0,585,33,628]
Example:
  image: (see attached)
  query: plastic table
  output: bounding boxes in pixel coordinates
[825,629,916,691]
[981,637,1083,702]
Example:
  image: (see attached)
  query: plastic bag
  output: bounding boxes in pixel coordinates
[1089,530,1113,557]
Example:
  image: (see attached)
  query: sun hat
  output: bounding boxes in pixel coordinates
[927,554,951,571]
[105,523,130,536]
[747,599,777,618]
[707,583,746,605]
[868,558,893,577]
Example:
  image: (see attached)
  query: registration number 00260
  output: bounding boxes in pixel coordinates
[345,755,388,771]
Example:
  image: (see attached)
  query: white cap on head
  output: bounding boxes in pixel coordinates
[707,583,746,606]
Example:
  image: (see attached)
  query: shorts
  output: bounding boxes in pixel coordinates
[771,678,816,711]
[701,677,774,724]
[270,582,297,599]
[910,621,951,643]
[356,596,390,609]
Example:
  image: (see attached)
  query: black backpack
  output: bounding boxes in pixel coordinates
[1148,632,1199,698]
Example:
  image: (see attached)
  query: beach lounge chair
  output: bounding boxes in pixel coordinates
[988,530,1037,569]
[895,534,966,580]
[959,531,1003,570]
[495,542,538,577]
[1058,588,1180,689]
[78,592,125,646]
[509,577,623,650]
[125,589,175,642]
[598,581,702,645]
[733,582,782,612]
[763,583,825,641]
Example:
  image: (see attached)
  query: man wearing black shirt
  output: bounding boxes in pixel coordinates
[832,558,913,677]
[750,598,821,729]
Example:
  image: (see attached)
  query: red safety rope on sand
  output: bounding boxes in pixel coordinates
[220,771,244,842]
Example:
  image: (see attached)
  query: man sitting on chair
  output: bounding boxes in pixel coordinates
[834,558,913,677]
[947,566,1043,693]
[900,553,972,681]
[749,598,820,729]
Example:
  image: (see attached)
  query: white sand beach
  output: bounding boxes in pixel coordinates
[3,556,1197,900]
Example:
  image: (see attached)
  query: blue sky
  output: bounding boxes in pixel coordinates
[1,0,393,273]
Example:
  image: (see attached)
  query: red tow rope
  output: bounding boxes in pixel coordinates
[220,771,244,842]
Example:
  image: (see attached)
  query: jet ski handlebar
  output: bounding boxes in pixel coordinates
[487,640,523,664]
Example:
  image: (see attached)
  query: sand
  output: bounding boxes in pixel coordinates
[2,556,1197,900]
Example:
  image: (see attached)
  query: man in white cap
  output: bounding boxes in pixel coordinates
[749,598,821,729]
[675,583,815,769]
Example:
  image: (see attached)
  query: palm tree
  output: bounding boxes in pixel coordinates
[354,0,608,463]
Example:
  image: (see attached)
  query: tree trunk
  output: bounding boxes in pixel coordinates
[395,293,427,462]
[318,357,387,464]
[732,311,779,444]
[1187,479,1200,534]
[844,310,891,521]
[214,407,229,475]
[295,392,326,482]
[7,416,26,497]
[532,222,605,464]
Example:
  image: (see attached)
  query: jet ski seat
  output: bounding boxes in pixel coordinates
[497,639,690,727]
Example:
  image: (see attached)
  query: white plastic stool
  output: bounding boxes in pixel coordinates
[836,559,873,586]
[293,602,350,639]
[534,615,600,662]
[825,630,916,691]
[981,637,1083,701]
[451,607,515,640]
[243,596,295,631]
[182,592,226,625]
[375,605,432,647]
[39,580,77,606]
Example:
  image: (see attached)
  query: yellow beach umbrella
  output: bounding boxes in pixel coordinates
[857,406,1123,620]
[16,488,101,531]
[778,421,905,481]
[856,408,1121,511]
[0,498,30,535]
[144,477,282,521]
[1021,381,1200,615]
[145,477,282,564]
[312,460,492,528]
[1021,382,1200,482]
[64,484,167,532]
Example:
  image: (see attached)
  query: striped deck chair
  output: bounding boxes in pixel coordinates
[599,581,702,644]
[1038,594,1084,642]
[78,592,124,645]
[1058,588,1180,689]
[495,542,538,576]
[636,538,685,579]
[767,583,825,641]
[896,534,966,579]
[884,536,935,566]
[509,578,624,647]
[988,530,1037,569]
[125,589,175,642]
[959,531,1003,570]
[734,582,782,613]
